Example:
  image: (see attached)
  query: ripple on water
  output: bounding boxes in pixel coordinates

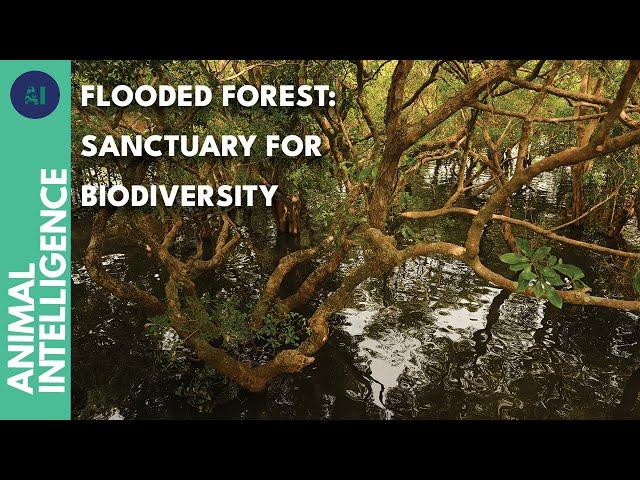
[335,246,638,419]
[70,163,640,419]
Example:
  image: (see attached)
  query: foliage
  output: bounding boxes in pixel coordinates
[256,312,308,354]
[399,224,421,241]
[634,269,640,297]
[174,365,236,414]
[207,297,252,347]
[147,294,310,359]
[500,237,589,308]
[144,313,171,334]
[398,190,415,211]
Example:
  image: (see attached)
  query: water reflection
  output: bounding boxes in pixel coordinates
[71,160,640,419]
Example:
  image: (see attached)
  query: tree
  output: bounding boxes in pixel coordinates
[74,59,640,392]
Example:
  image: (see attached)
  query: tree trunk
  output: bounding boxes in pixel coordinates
[571,62,605,221]
[368,142,404,229]
[571,162,587,220]
[607,193,634,238]
[272,194,301,235]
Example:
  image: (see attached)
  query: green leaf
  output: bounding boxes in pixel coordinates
[541,266,563,285]
[545,287,563,309]
[533,246,552,262]
[356,166,372,181]
[519,265,537,281]
[573,279,591,291]
[633,269,640,296]
[534,280,544,298]
[547,255,558,267]
[548,277,565,287]
[541,266,565,286]
[509,262,530,272]
[516,277,530,293]
[552,263,584,280]
[400,225,418,240]
[500,252,528,265]
[516,237,533,257]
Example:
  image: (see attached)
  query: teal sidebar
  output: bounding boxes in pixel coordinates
[0,60,71,419]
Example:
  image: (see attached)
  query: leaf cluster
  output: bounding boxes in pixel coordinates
[500,237,589,308]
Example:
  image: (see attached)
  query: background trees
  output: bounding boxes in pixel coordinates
[73,60,640,391]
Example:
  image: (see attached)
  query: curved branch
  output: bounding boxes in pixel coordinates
[590,60,640,145]
[506,75,614,106]
[281,240,354,314]
[165,278,314,393]
[84,207,165,314]
[369,227,640,310]
[402,206,640,260]
[402,60,524,149]
[250,243,325,328]
[472,102,608,123]
[467,257,640,310]
[188,214,241,277]
[401,60,444,110]
[550,188,620,232]
[464,126,640,260]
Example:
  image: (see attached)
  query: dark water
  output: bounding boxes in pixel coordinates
[71,162,640,419]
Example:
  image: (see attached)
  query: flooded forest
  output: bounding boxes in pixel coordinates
[71,60,640,419]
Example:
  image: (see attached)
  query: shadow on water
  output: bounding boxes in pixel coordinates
[71,161,640,419]
[615,367,640,419]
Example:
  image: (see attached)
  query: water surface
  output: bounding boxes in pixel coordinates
[71,162,640,419]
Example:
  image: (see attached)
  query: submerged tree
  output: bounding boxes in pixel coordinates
[74,59,640,392]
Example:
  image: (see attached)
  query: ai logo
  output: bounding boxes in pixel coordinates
[24,86,47,105]
[10,71,60,119]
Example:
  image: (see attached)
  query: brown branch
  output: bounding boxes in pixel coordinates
[385,60,414,126]
[401,60,444,110]
[162,210,183,249]
[402,206,640,260]
[506,75,614,106]
[410,127,467,154]
[515,61,563,171]
[188,214,240,277]
[84,208,165,315]
[465,123,640,258]
[281,240,354,314]
[472,101,608,123]
[590,60,640,146]
[467,257,640,311]
[355,60,380,142]
[550,189,620,232]
[368,227,640,311]
[369,61,523,229]
[165,277,314,393]
[490,60,547,99]
[249,243,326,328]
[402,60,525,149]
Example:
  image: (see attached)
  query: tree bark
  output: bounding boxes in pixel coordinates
[272,194,301,235]
[368,60,522,230]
